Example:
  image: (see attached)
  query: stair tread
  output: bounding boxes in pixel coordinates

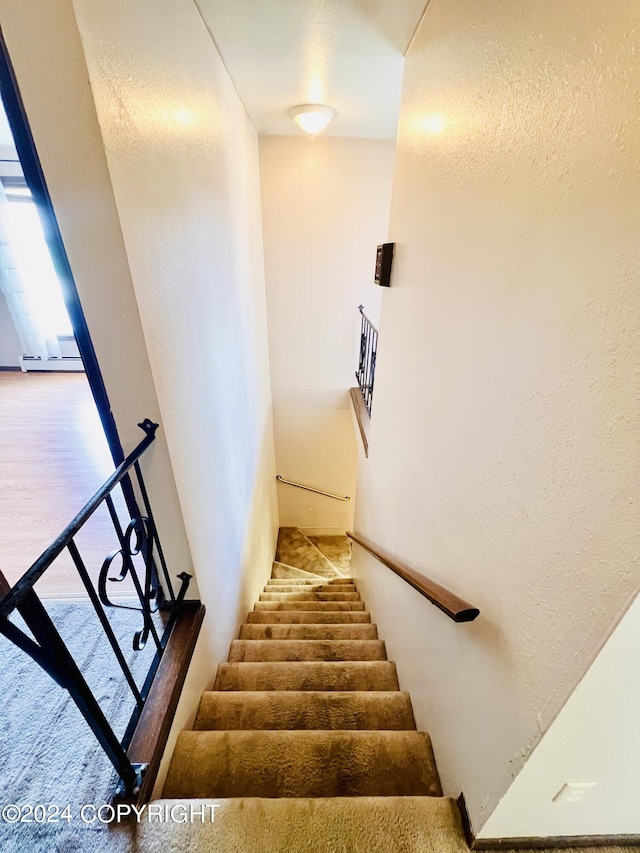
[239,623,378,640]
[307,535,352,574]
[164,730,442,799]
[139,797,467,853]
[214,661,399,691]
[193,690,416,731]
[247,611,371,623]
[228,639,386,662]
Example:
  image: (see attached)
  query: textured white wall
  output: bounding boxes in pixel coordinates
[273,390,357,531]
[71,0,280,789]
[351,0,640,834]
[260,135,393,388]
[259,136,394,528]
[70,0,279,664]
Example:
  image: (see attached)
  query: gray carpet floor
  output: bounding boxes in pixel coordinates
[0,599,163,852]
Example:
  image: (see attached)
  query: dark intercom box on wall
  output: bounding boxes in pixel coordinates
[374,242,394,287]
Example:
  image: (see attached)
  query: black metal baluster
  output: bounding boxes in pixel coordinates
[132,460,177,607]
[369,328,378,413]
[361,319,368,401]
[356,306,378,415]
[66,539,144,708]
[365,321,373,409]
[369,328,378,412]
[356,304,365,386]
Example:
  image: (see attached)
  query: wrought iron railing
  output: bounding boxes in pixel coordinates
[356,304,378,415]
[0,419,192,797]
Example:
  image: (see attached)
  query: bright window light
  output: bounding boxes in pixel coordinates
[4,200,72,337]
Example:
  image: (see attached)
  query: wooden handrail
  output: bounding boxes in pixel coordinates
[346,531,480,623]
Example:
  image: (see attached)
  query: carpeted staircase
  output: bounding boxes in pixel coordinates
[141,528,469,852]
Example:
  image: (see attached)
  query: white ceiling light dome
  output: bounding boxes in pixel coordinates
[290,104,335,135]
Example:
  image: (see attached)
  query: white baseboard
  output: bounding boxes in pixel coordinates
[19,355,84,373]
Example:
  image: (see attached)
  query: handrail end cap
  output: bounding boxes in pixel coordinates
[455,608,480,623]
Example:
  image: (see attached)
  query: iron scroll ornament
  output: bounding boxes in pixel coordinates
[98,515,161,651]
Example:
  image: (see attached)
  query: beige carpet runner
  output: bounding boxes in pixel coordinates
[140,528,469,852]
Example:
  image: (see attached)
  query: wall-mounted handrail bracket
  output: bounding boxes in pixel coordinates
[347,531,479,623]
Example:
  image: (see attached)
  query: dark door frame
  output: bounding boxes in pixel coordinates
[0,30,125,468]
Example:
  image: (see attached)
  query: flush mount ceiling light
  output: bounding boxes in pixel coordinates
[290,104,335,135]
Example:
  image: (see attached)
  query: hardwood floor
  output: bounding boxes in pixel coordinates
[0,371,134,597]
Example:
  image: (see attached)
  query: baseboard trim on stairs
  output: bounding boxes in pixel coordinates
[457,793,475,848]
[473,837,640,850]
[114,601,206,807]
[349,387,370,457]
[457,793,640,850]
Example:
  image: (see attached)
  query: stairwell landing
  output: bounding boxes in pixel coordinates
[140,527,469,852]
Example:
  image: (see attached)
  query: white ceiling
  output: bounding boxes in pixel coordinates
[194,0,428,139]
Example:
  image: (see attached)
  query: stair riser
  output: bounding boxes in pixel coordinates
[239,624,378,639]
[274,564,339,580]
[227,640,386,662]
[193,691,417,731]
[254,602,365,611]
[247,612,372,624]
[259,592,361,601]
[214,661,399,691]
[164,730,441,799]
[264,586,356,593]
